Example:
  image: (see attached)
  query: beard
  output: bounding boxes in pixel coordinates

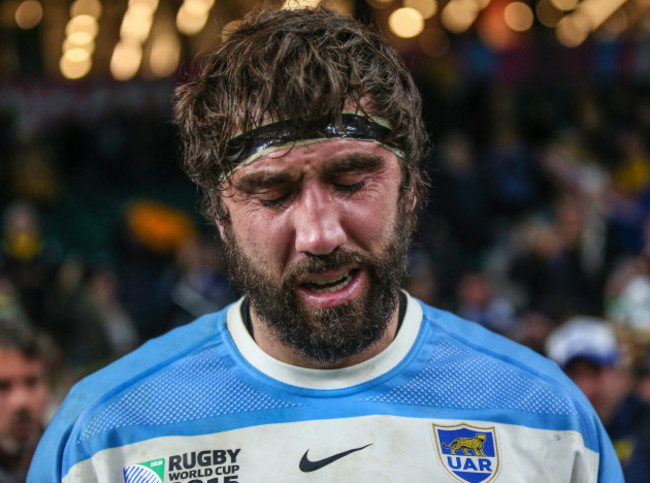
[222,205,413,365]
[0,409,39,453]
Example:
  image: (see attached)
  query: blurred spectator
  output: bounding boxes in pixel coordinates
[84,266,138,358]
[431,131,493,262]
[405,249,439,306]
[42,257,85,355]
[73,265,138,367]
[160,234,239,329]
[44,260,138,370]
[0,202,59,325]
[0,277,26,323]
[510,311,555,355]
[481,121,540,217]
[113,200,197,340]
[0,321,51,483]
[507,217,561,312]
[509,200,604,320]
[637,350,650,404]
[546,316,650,481]
[605,215,650,333]
[7,141,60,205]
[608,275,650,334]
[456,272,517,336]
[541,128,609,201]
[612,129,650,198]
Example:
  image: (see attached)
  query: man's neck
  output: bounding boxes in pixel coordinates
[245,298,402,369]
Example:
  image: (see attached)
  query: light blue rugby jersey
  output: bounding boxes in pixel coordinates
[28,294,623,482]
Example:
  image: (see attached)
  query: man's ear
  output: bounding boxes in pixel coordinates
[215,218,225,240]
[406,183,418,212]
[401,169,419,213]
[409,191,418,212]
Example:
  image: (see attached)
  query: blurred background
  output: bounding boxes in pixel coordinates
[1,0,650,478]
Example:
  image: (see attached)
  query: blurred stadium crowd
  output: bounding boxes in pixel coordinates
[2,52,650,480]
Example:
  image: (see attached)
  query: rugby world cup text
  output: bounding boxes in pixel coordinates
[168,449,240,483]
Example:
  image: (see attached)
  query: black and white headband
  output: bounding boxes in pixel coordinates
[222,112,404,180]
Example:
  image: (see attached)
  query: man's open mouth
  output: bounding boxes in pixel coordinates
[301,269,359,293]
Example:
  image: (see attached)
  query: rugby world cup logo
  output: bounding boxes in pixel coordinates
[433,423,499,483]
[123,458,165,483]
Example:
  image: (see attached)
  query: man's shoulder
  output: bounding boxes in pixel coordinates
[419,302,563,375]
[413,300,590,414]
[412,301,624,483]
[28,306,232,482]
[71,308,229,400]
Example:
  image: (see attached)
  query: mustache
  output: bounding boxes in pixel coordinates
[10,409,35,425]
[281,249,382,287]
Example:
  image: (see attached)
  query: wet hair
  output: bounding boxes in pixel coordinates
[174,6,428,223]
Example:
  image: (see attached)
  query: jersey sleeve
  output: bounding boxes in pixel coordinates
[27,381,95,482]
[595,412,625,482]
[27,311,226,482]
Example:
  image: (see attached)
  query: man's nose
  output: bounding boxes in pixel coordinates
[8,384,31,410]
[293,183,347,255]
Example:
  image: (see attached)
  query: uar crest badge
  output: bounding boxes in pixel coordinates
[433,423,500,483]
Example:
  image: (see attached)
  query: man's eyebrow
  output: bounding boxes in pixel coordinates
[233,152,386,191]
[234,171,299,192]
[325,153,386,174]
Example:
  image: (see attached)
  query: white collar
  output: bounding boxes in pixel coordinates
[226,291,423,389]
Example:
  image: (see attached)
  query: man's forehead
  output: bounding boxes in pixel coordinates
[231,138,395,182]
[0,348,42,367]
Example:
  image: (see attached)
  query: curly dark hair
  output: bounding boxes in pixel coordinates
[174,6,428,223]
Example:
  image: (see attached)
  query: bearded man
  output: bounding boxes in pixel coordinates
[29,7,622,482]
[0,322,49,483]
